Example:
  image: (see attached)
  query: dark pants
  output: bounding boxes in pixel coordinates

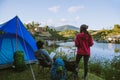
[75,54,90,78]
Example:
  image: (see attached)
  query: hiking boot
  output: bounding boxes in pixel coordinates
[73,67,79,80]
[73,71,78,79]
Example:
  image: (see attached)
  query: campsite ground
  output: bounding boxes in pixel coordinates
[0,63,104,80]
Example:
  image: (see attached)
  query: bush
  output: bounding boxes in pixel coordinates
[89,61,103,76]
[107,55,120,80]
[100,55,120,80]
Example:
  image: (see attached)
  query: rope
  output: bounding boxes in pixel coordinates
[17,18,36,80]
[16,17,18,51]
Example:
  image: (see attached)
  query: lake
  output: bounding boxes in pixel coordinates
[57,41,120,62]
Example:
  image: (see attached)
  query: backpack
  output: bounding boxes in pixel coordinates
[14,51,26,71]
[50,58,67,80]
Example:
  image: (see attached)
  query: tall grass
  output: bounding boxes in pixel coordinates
[89,55,120,80]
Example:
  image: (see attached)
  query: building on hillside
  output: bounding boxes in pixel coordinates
[107,35,120,43]
[28,27,51,40]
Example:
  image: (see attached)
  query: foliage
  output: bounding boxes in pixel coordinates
[114,47,120,53]
[47,27,66,41]
[89,55,120,80]
[24,21,40,30]
[91,24,120,36]
[92,30,111,41]
[89,61,103,77]
[107,55,120,80]
[91,27,120,43]
[113,24,120,32]
[54,51,67,60]
[59,30,78,38]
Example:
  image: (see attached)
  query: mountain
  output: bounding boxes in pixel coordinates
[51,25,79,31]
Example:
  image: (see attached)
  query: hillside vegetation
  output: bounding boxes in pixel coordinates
[90,24,120,42]
[59,30,78,38]
[24,22,120,43]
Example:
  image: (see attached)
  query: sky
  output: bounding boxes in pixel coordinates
[0,0,120,30]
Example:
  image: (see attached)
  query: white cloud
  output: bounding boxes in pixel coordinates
[75,16,80,21]
[68,6,84,13]
[48,6,60,13]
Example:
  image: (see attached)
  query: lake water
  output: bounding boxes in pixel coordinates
[57,41,120,62]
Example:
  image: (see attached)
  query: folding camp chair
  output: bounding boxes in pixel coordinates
[37,59,51,74]
[34,50,51,73]
[64,60,77,80]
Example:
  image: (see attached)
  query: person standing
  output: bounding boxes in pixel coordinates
[74,24,94,80]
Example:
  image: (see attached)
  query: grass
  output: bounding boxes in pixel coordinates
[79,69,104,80]
[0,63,105,80]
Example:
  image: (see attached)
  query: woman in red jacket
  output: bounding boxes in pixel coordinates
[74,24,94,80]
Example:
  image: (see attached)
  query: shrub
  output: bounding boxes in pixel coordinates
[102,55,120,80]
[89,61,103,76]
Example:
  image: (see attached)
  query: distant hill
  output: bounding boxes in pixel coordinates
[51,25,79,31]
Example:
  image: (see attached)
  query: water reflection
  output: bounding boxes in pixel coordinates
[57,41,120,61]
[91,42,120,61]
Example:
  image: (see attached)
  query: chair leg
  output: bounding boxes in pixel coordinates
[38,64,41,74]
[37,64,51,75]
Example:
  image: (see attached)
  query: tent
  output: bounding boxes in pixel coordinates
[0,16,38,68]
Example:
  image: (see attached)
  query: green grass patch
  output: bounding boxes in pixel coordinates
[0,63,104,80]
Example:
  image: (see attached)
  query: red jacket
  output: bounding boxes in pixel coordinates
[75,32,94,56]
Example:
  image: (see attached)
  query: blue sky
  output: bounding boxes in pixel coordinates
[0,0,120,30]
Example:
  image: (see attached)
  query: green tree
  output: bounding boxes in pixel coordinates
[113,24,120,32]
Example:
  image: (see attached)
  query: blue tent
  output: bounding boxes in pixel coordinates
[0,16,38,67]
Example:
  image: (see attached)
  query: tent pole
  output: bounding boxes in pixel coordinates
[18,18,36,80]
[30,65,36,80]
